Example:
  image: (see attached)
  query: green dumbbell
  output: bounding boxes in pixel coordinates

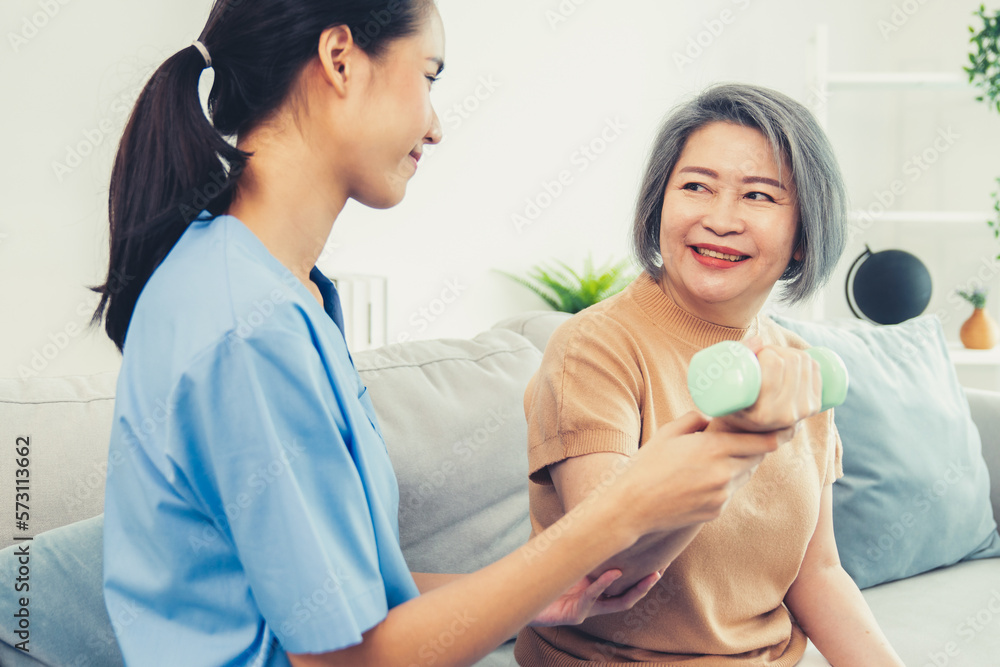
[687,341,849,418]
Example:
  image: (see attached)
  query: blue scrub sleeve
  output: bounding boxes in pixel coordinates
[174,327,391,654]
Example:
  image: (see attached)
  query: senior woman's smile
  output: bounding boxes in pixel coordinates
[690,243,751,266]
[657,120,802,328]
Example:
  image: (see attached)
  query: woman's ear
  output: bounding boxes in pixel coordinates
[317,25,357,96]
[792,220,804,262]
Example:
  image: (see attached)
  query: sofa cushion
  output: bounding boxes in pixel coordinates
[861,559,1000,667]
[0,373,118,550]
[491,310,572,353]
[354,329,542,574]
[966,388,1000,523]
[770,314,1000,589]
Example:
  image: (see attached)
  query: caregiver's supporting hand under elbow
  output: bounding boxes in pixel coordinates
[411,569,662,628]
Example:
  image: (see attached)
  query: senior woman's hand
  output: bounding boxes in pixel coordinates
[711,337,824,435]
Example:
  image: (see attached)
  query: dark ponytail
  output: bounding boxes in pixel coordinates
[90,0,433,352]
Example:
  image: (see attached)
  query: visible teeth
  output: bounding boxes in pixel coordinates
[696,247,746,262]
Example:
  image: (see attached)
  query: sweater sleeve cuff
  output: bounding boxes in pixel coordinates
[528,429,639,484]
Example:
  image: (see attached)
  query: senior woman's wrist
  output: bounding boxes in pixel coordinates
[707,414,800,443]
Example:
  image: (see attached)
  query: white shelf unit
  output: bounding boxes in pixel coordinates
[807,24,979,322]
[949,343,1000,366]
[808,26,1000,388]
[809,25,974,128]
[949,343,1000,392]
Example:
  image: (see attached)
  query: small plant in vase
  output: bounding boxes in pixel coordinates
[957,288,999,350]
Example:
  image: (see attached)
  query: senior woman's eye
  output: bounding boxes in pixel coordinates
[682,182,707,191]
[745,191,775,202]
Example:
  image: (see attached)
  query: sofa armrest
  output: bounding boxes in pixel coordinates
[966,388,1000,524]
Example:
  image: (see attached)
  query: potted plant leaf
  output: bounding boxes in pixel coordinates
[957,288,998,349]
[966,4,1000,112]
[500,255,636,314]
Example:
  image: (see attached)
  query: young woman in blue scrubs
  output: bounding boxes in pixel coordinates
[91,1,801,665]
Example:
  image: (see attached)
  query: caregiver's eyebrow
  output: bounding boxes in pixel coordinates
[428,57,444,75]
[678,166,786,191]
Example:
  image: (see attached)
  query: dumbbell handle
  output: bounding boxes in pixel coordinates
[687,341,849,418]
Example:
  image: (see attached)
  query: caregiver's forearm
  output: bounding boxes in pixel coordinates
[586,523,704,596]
[549,451,705,597]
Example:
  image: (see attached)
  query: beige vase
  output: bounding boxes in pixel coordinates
[960,308,999,350]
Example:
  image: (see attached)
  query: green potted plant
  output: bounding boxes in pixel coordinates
[966,4,1000,111]
[957,288,998,349]
[966,5,1000,259]
[500,255,636,314]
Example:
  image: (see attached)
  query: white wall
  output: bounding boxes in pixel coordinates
[3,0,999,379]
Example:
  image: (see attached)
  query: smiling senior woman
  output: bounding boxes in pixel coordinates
[514,84,906,666]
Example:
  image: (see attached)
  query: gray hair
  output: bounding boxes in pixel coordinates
[631,83,848,305]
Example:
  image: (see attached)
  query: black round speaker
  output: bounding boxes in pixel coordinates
[846,248,933,325]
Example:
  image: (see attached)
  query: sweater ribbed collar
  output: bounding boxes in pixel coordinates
[627,272,758,349]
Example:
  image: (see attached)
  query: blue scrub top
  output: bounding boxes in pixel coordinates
[102,210,418,666]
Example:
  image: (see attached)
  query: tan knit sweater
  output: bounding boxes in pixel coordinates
[515,273,842,667]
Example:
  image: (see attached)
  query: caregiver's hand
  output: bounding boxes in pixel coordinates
[612,411,794,530]
[528,569,661,627]
[712,337,824,435]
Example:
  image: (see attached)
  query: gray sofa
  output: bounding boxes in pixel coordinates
[1,310,998,666]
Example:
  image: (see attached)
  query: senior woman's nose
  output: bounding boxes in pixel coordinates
[701,196,745,236]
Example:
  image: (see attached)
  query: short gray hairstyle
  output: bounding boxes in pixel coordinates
[631,83,848,305]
